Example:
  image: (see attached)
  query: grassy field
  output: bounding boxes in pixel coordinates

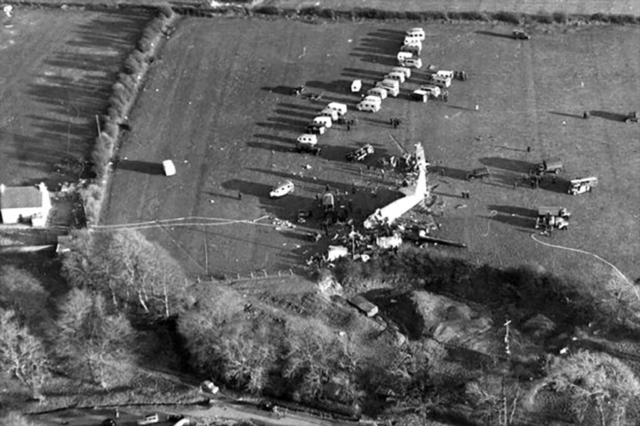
[101,17,639,287]
[0,8,151,188]
[265,0,640,15]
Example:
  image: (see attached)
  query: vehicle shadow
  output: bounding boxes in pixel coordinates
[246,141,292,154]
[588,110,629,122]
[253,133,292,144]
[437,166,469,181]
[475,30,514,40]
[486,205,537,228]
[116,159,165,175]
[341,67,387,81]
[305,79,354,96]
[479,157,535,174]
[549,111,585,120]
[274,108,317,120]
[261,85,297,96]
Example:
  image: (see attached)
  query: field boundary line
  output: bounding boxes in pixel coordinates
[530,233,638,300]
[89,215,272,231]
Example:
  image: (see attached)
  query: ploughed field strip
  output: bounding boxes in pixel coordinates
[0,8,152,187]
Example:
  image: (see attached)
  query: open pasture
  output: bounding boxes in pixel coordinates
[0,8,151,187]
[266,0,640,16]
[101,17,639,283]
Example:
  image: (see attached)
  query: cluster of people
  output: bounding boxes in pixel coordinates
[390,117,402,128]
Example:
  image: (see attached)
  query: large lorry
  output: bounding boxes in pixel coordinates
[535,207,571,230]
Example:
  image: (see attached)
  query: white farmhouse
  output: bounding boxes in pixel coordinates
[0,183,51,227]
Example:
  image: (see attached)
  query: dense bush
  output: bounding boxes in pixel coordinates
[54,288,138,390]
[254,6,280,16]
[491,11,521,24]
[532,12,554,24]
[552,11,568,23]
[459,11,489,21]
[62,230,191,322]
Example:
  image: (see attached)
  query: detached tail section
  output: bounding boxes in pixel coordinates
[364,143,429,229]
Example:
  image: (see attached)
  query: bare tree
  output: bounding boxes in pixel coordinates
[0,412,45,426]
[55,288,137,389]
[526,350,640,426]
[0,266,50,330]
[61,229,190,320]
[0,309,48,398]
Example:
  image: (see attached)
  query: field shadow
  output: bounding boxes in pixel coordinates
[588,110,629,122]
[116,160,165,175]
[479,157,534,174]
[475,30,514,40]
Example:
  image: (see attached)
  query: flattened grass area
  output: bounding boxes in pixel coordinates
[265,0,639,15]
[102,18,639,288]
[0,8,151,187]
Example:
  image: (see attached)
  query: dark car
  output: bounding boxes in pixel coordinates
[295,142,321,156]
[306,122,326,135]
[346,144,374,162]
[257,400,276,412]
[512,29,530,40]
[466,167,490,181]
[101,419,117,426]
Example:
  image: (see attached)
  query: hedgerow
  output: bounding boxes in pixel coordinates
[81,7,177,225]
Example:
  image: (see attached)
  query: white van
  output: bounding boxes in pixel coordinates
[420,84,441,98]
[397,51,413,64]
[296,134,318,146]
[162,160,176,177]
[403,34,422,46]
[384,71,406,84]
[426,74,451,88]
[400,57,423,69]
[400,43,421,56]
[320,108,339,122]
[357,99,381,113]
[327,102,348,116]
[376,79,400,97]
[406,27,425,40]
[313,116,332,129]
[392,67,411,79]
[436,70,455,80]
[367,87,388,100]
[362,95,382,106]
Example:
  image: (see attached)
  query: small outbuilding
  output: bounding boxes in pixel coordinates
[0,183,51,227]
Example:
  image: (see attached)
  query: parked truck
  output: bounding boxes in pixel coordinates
[535,207,571,230]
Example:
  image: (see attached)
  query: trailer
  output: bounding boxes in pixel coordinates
[568,177,597,195]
